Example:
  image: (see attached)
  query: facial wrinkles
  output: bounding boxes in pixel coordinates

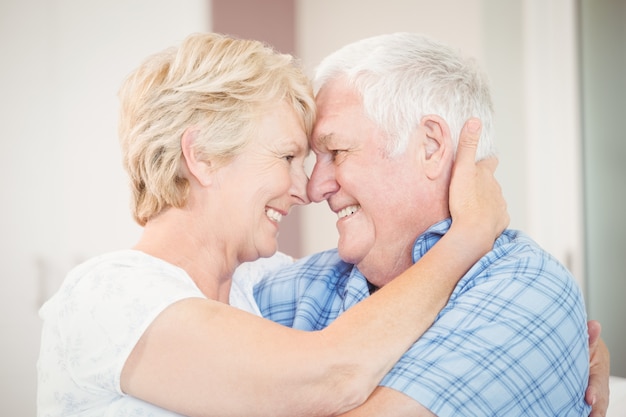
[315,79,410,274]
[230,107,309,260]
[345,134,421,283]
[256,120,309,193]
[254,151,297,211]
[236,157,287,262]
[322,141,358,208]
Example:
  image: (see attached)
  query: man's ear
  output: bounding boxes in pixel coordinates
[180,128,212,187]
[420,114,452,179]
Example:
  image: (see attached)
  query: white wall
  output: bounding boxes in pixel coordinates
[521,0,584,283]
[0,1,209,415]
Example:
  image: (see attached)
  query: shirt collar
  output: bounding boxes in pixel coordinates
[340,265,371,311]
[412,218,452,264]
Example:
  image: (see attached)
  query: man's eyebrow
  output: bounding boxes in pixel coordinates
[313,133,334,149]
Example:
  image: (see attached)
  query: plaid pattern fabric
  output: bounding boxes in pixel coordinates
[254,219,591,416]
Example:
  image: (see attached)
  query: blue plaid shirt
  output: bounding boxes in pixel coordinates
[254,219,591,416]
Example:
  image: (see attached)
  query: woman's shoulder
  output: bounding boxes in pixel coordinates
[39,250,202,319]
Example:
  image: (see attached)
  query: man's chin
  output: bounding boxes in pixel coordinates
[336,242,366,266]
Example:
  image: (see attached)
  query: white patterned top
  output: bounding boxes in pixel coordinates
[37,250,204,417]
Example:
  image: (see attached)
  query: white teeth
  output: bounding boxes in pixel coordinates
[338,205,361,219]
[266,208,283,223]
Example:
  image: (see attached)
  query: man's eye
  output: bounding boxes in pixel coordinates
[283,155,294,162]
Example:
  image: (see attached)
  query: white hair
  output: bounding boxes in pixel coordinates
[313,32,495,159]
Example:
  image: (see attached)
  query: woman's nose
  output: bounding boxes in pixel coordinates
[290,165,310,205]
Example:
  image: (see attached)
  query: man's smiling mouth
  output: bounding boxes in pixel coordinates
[338,205,361,219]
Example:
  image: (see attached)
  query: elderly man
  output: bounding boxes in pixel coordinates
[234,33,610,416]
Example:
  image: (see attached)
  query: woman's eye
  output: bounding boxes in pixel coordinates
[283,155,294,162]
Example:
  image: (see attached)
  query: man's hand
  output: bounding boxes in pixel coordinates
[586,320,610,416]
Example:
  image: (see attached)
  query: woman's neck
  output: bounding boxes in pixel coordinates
[134,208,238,303]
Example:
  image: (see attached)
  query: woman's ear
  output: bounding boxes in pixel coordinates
[420,114,452,179]
[180,128,212,187]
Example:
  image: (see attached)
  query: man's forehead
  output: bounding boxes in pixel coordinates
[311,102,352,142]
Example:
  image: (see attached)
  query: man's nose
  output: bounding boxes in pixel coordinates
[307,161,339,203]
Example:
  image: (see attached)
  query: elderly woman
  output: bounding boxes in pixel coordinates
[37,33,508,417]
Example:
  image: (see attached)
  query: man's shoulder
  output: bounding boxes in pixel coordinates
[464,228,583,307]
[489,229,572,277]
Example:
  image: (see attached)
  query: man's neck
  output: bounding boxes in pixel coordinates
[359,217,450,289]
[359,249,414,289]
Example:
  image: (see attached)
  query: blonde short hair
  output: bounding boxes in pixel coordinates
[118,32,315,226]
